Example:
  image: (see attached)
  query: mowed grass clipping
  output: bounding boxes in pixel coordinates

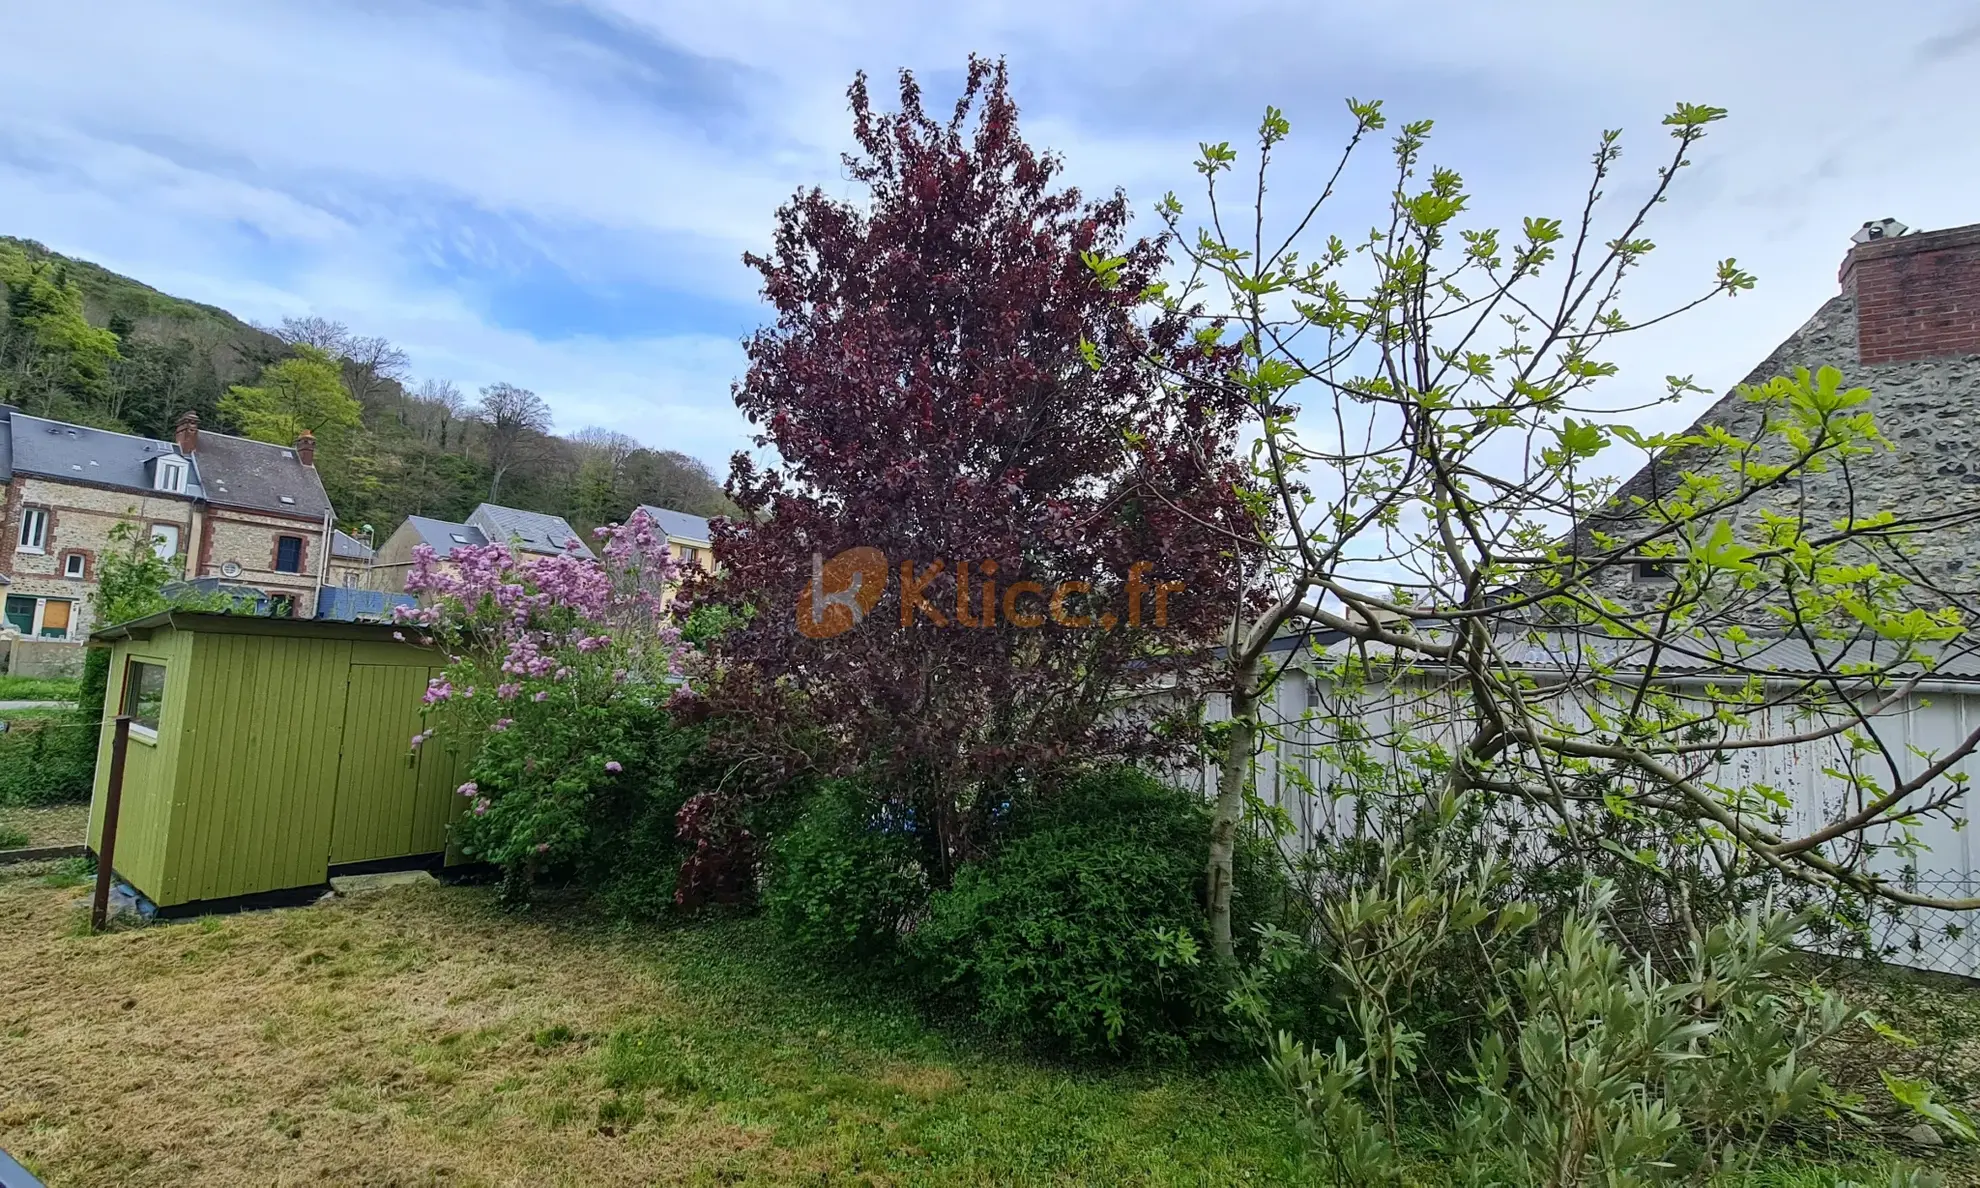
[0,865,1305,1186]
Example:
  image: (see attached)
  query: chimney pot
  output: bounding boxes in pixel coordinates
[174,411,199,455]
[294,430,316,468]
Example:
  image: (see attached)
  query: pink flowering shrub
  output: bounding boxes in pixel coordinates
[401,510,707,903]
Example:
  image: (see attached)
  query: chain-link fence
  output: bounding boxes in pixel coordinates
[1802,871,1980,981]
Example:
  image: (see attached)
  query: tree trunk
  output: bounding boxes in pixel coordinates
[1208,665,1258,963]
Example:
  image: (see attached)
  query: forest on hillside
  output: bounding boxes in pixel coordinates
[0,236,732,540]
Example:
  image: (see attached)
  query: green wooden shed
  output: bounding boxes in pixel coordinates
[87,612,473,910]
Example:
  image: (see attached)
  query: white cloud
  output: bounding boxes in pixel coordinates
[1,0,1976,482]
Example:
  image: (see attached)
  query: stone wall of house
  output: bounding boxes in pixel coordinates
[197,507,327,618]
[0,475,197,637]
[1590,286,1980,611]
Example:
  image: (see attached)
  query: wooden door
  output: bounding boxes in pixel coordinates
[328,664,429,864]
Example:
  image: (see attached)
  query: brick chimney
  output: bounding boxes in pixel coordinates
[294,430,316,468]
[1839,220,1980,365]
[174,410,199,455]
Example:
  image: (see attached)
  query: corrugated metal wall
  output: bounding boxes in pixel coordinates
[1195,672,1980,977]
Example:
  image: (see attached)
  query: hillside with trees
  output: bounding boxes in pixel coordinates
[0,236,731,539]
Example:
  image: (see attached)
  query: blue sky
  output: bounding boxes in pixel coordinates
[1,0,1976,475]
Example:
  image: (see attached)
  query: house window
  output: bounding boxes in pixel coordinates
[63,552,87,579]
[155,457,187,493]
[275,535,304,573]
[151,524,181,561]
[122,660,166,737]
[1634,559,1676,583]
[39,599,71,639]
[17,507,47,553]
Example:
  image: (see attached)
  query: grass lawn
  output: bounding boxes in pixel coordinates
[0,861,1969,1186]
[0,867,1311,1186]
[0,675,80,702]
[0,803,88,849]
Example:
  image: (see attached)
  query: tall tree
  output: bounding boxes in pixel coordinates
[341,334,409,411]
[1153,101,1980,959]
[691,59,1256,878]
[220,345,371,512]
[475,381,552,501]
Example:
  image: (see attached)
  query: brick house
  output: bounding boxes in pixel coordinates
[0,408,334,647]
[366,503,591,592]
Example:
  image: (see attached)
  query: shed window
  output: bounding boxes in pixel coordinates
[17,507,47,553]
[275,535,304,573]
[123,660,167,737]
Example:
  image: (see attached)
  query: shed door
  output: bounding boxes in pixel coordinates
[328,664,431,864]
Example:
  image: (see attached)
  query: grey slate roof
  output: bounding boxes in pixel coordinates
[8,413,204,501]
[0,408,12,483]
[635,504,713,545]
[469,503,593,558]
[330,529,374,561]
[192,429,331,520]
[403,515,489,559]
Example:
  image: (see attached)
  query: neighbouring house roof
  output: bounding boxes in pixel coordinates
[330,529,374,561]
[0,406,13,483]
[6,412,205,501]
[401,515,490,560]
[469,503,593,558]
[636,504,713,545]
[190,429,331,520]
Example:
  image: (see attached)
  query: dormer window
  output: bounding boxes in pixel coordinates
[155,457,188,494]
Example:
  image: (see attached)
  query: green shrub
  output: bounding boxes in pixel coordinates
[910,765,1287,1058]
[762,779,927,965]
[0,825,29,849]
[453,693,705,913]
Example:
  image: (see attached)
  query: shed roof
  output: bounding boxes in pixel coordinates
[7,413,202,500]
[401,515,489,559]
[469,503,592,558]
[192,429,331,520]
[1291,626,1980,685]
[91,609,421,644]
[635,504,712,545]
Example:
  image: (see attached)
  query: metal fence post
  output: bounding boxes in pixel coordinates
[89,715,133,933]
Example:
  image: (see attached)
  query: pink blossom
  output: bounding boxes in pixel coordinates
[490,718,513,733]
[533,690,549,702]
[410,730,433,749]
[392,631,406,642]
[473,798,489,816]
[497,682,521,700]
[457,781,478,798]
[534,842,550,854]
[604,761,622,773]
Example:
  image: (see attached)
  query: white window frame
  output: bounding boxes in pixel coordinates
[17,507,47,554]
[150,523,181,562]
[63,552,86,578]
[155,457,187,494]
